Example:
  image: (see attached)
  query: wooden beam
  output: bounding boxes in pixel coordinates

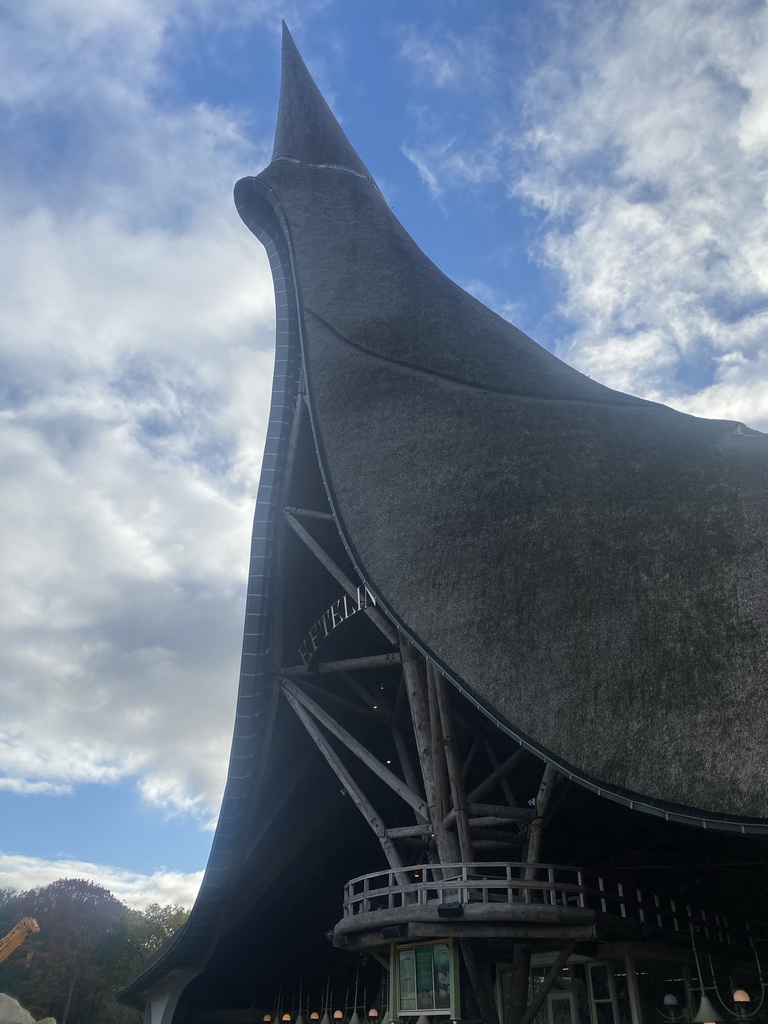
[288,676,392,724]
[474,840,525,850]
[468,815,534,829]
[443,806,535,828]
[484,736,520,809]
[281,652,401,675]
[283,505,334,521]
[468,748,527,804]
[280,677,429,819]
[384,824,434,838]
[462,733,482,778]
[283,510,398,645]
[470,829,525,845]
[341,925,594,952]
[279,683,406,878]
[339,671,394,716]
[469,802,534,820]
[518,943,577,1024]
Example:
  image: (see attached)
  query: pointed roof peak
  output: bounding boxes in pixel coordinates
[272,24,374,181]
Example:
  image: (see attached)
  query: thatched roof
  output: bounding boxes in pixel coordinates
[120,21,768,1008]
[246,25,768,826]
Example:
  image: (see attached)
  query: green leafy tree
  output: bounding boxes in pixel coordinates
[0,881,189,1024]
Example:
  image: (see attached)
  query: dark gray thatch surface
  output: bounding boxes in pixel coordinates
[252,28,768,822]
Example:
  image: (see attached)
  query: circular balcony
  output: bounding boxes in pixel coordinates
[333,862,741,952]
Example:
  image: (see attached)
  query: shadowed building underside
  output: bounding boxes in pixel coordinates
[120,24,768,1024]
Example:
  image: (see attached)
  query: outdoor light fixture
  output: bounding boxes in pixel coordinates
[658,992,690,1022]
[733,991,751,1017]
[310,1014,320,1020]
[692,995,725,1024]
[368,1011,379,1018]
[688,934,768,1022]
[333,1011,344,1019]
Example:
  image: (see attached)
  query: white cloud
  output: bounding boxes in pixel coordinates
[513,0,768,427]
[0,0,283,825]
[0,852,202,909]
[0,780,72,797]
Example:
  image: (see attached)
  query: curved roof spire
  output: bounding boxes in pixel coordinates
[272,23,374,181]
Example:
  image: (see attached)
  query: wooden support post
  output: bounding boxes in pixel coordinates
[280,683,406,880]
[393,671,408,722]
[280,678,429,819]
[434,669,474,863]
[391,725,427,823]
[505,945,531,1024]
[517,943,576,1024]
[283,510,398,645]
[525,764,558,872]
[461,940,498,1024]
[400,641,455,864]
[426,663,451,830]
[508,765,561,1024]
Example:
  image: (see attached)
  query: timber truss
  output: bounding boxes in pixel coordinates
[262,378,757,1024]
[270,383,576,1024]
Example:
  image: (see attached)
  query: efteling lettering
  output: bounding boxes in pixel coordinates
[298,586,377,667]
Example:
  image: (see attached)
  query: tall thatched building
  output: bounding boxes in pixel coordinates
[120,26,768,1024]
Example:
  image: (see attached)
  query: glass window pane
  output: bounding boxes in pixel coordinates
[590,965,611,1002]
[595,1003,614,1024]
[551,996,574,1024]
[634,957,690,1024]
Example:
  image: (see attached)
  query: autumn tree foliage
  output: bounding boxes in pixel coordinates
[0,879,189,1024]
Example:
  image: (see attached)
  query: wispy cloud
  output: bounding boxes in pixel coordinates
[514,0,768,426]
[0,852,202,909]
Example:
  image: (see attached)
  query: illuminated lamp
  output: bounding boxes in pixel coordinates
[692,995,725,1024]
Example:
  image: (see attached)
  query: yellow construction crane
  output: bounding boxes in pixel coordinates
[0,918,39,964]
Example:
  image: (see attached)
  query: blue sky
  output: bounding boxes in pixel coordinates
[2,0,767,908]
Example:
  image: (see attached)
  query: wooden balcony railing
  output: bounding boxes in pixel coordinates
[342,862,740,948]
